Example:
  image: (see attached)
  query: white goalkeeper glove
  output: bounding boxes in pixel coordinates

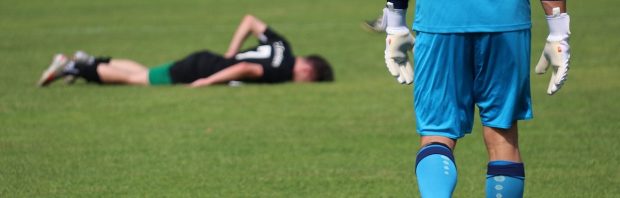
[383,3,414,85]
[535,8,571,95]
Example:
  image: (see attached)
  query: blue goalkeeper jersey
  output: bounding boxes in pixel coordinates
[412,0,531,33]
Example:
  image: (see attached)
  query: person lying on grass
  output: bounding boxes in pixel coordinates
[37,14,334,88]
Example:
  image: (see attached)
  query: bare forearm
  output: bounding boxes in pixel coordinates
[226,20,253,57]
[198,67,246,85]
[190,63,262,87]
[540,0,567,14]
[225,15,267,57]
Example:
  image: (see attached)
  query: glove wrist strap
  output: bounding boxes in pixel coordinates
[385,2,407,30]
[546,8,570,41]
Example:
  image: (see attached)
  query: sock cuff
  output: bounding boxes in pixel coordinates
[487,161,525,177]
[94,57,111,66]
[387,0,408,9]
[416,142,454,167]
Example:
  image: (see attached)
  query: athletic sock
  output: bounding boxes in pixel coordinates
[93,57,111,66]
[415,142,457,198]
[63,61,78,75]
[486,161,525,198]
[74,62,103,83]
[70,56,110,84]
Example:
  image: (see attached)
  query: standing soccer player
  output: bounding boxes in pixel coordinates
[381,0,570,197]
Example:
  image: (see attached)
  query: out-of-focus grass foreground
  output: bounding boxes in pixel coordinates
[1,0,618,197]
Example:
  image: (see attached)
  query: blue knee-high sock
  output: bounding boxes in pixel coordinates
[486,161,525,198]
[415,143,457,198]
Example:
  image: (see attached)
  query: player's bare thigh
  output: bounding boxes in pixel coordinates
[107,59,149,74]
[97,60,149,85]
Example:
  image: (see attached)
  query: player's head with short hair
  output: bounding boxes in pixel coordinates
[303,55,334,82]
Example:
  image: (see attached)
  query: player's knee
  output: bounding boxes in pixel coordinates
[484,126,519,148]
[128,72,148,85]
[420,136,456,149]
[416,142,455,167]
[243,14,256,22]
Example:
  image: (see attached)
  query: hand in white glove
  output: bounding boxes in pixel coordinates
[385,28,414,84]
[383,3,414,85]
[535,9,571,95]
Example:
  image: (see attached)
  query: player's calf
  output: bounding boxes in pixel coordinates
[415,142,457,198]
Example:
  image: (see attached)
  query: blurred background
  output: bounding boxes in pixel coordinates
[0,0,618,197]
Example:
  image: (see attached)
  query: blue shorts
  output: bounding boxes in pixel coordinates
[413,30,533,139]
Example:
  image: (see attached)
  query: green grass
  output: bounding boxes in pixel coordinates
[1,0,619,197]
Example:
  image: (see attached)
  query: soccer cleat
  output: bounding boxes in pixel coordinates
[37,54,70,87]
[361,14,386,33]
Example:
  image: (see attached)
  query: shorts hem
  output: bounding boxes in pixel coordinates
[417,131,468,140]
[148,62,174,85]
[481,116,533,129]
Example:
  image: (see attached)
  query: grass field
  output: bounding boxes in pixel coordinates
[1,0,619,197]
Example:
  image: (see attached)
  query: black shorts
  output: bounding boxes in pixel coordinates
[168,50,238,84]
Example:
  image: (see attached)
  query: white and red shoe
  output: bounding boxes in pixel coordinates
[37,54,70,87]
